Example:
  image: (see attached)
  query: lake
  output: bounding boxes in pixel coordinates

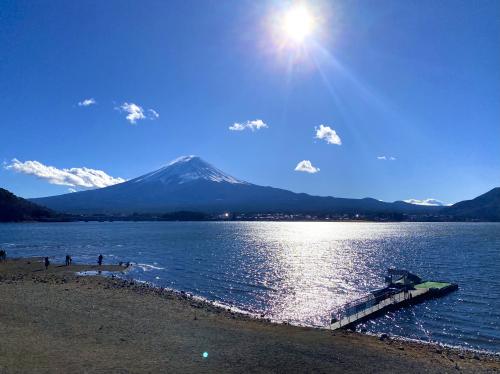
[1,221,499,352]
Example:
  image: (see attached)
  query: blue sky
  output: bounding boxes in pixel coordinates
[1,0,499,204]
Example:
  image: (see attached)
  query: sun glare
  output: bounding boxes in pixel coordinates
[282,6,315,43]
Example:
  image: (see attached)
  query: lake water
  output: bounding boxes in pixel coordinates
[1,221,499,352]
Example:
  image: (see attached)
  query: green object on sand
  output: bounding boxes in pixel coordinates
[414,281,451,290]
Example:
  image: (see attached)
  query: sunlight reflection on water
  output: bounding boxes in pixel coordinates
[1,221,499,352]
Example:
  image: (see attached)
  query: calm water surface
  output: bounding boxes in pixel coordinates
[1,222,499,352]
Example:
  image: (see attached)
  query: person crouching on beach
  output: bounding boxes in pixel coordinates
[44,257,50,270]
[98,254,103,266]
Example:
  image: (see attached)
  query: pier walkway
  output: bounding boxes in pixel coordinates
[330,270,458,331]
[330,287,428,330]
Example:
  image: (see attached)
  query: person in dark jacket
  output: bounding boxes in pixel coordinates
[44,257,50,270]
[65,255,71,266]
[98,254,103,266]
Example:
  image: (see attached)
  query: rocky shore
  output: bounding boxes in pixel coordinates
[0,258,498,373]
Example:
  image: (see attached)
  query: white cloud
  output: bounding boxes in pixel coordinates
[404,198,449,206]
[315,125,341,145]
[116,103,160,124]
[5,159,125,189]
[294,160,320,174]
[377,156,396,161]
[229,123,245,131]
[78,98,96,107]
[68,188,77,193]
[119,102,145,124]
[229,119,268,131]
[247,119,267,130]
[148,109,160,119]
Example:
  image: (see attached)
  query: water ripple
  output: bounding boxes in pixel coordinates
[1,221,499,352]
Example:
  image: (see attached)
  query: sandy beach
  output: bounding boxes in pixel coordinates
[0,258,498,373]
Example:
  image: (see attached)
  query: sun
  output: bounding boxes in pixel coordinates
[281,5,316,43]
[266,2,327,64]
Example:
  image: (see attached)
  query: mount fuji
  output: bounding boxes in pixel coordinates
[31,156,439,215]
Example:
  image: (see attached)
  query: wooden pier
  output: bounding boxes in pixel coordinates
[330,271,458,330]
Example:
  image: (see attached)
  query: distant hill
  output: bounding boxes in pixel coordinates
[31,156,441,216]
[442,187,500,221]
[0,188,55,222]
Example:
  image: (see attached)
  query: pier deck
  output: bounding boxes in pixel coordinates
[330,281,458,330]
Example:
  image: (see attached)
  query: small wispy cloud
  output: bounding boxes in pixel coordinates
[229,119,268,131]
[116,102,159,124]
[78,98,96,107]
[404,198,449,206]
[5,159,125,189]
[148,109,159,119]
[377,156,396,161]
[315,125,341,145]
[68,188,77,193]
[294,160,320,174]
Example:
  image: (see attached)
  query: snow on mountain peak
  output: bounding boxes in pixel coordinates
[167,155,199,166]
[132,156,247,185]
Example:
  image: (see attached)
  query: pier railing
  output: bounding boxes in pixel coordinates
[330,279,457,330]
[331,288,406,327]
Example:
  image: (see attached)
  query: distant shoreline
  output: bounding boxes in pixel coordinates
[0,257,498,373]
[2,217,500,223]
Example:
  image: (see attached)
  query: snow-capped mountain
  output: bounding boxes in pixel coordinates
[131,156,246,185]
[31,156,443,215]
[403,198,449,207]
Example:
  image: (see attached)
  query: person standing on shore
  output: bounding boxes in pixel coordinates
[65,255,71,266]
[98,254,103,266]
[0,249,6,262]
[44,257,50,270]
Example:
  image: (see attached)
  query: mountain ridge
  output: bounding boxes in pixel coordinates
[29,156,443,215]
[0,188,55,222]
[442,187,500,221]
